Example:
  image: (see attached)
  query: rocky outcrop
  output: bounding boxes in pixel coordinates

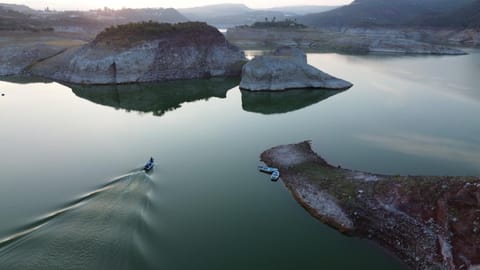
[29,22,246,84]
[0,44,66,76]
[226,27,469,55]
[239,47,352,91]
[261,141,480,270]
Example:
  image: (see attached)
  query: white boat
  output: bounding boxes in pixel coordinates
[270,170,280,181]
[257,165,279,173]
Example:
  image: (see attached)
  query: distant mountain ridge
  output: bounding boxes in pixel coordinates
[178,4,284,28]
[299,0,480,28]
[178,3,339,28]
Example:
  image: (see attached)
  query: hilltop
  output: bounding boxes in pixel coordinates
[92,21,225,48]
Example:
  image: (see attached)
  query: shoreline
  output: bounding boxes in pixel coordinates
[226,27,475,55]
[261,141,480,269]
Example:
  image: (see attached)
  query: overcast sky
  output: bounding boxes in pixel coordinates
[3,0,352,10]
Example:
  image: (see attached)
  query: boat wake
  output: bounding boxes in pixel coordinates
[0,169,157,270]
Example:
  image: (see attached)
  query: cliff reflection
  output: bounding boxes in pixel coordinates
[70,78,239,116]
[241,89,344,115]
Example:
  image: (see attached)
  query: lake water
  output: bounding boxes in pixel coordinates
[1,50,479,269]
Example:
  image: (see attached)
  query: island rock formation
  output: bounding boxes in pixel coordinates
[29,22,246,84]
[261,141,480,270]
[240,47,352,91]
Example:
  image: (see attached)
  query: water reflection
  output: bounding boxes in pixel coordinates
[241,89,344,115]
[332,53,480,103]
[359,133,480,169]
[70,78,239,116]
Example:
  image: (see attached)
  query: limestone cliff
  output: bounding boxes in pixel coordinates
[29,22,246,84]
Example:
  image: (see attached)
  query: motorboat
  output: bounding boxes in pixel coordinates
[144,157,154,172]
[270,170,280,181]
[257,165,279,173]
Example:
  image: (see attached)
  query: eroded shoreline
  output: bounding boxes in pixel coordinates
[261,141,480,270]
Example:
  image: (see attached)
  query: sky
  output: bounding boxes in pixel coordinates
[2,0,352,10]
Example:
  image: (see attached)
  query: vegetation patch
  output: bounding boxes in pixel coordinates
[238,18,306,29]
[93,21,221,48]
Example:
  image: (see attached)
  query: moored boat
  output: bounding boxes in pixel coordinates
[257,165,279,173]
[270,170,280,181]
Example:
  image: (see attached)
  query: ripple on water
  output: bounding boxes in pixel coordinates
[0,170,158,270]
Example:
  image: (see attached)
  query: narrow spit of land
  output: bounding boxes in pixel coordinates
[261,141,480,270]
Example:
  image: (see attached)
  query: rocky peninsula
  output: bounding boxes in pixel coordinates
[240,47,352,91]
[261,141,480,270]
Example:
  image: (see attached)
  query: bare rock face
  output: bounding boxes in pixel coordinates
[368,38,468,55]
[226,27,469,54]
[261,141,480,270]
[447,29,480,47]
[0,44,65,76]
[30,22,246,84]
[239,46,352,91]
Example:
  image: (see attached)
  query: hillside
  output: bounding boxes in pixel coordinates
[0,5,188,35]
[419,0,480,28]
[0,7,50,31]
[0,3,36,14]
[299,0,478,27]
[84,8,188,25]
[265,5,338,15]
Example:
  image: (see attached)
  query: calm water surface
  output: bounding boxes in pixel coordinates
[1,50,480,269]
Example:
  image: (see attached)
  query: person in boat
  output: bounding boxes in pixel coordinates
[144,157,154,171]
